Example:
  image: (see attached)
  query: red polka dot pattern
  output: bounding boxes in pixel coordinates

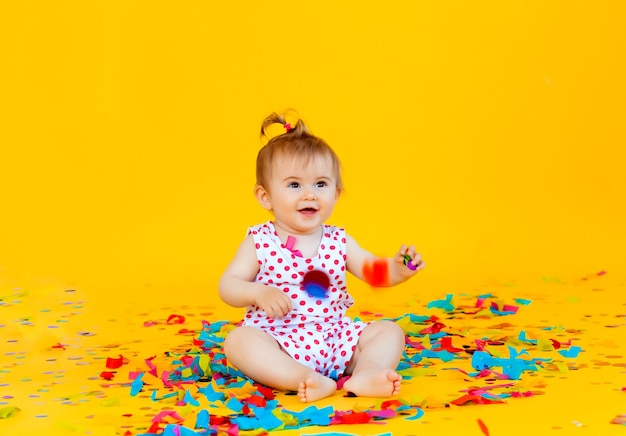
[242,221,368,377]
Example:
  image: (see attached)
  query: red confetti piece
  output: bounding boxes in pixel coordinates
[245,394,266,408]
[166,314,185,324]
[433,336,463,352]
[177,328,196,335]
[362,258,389,287]
[100,371,116,380]
[106,355,125,369]
[256,384,275,400]
[147,422,160,434]
[52,342,66,350]
[420,321,446,334]
[180,355,194,366]
[332,410,373,424]
[381,400,403,410]
[478,418,490,436]
[450,394,504,406]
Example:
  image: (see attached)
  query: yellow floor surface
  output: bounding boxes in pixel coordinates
[1,273,625,436]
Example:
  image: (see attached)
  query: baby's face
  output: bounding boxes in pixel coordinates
[263,153,340,235]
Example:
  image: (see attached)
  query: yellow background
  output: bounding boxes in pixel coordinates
[1,1,625,304]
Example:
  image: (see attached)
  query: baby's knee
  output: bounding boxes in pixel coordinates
[376,320,405,342]
[222,326,247,357]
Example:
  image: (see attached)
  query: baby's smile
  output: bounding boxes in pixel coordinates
[298,207,318,216]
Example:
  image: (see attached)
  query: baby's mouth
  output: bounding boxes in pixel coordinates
[299,207,318,216]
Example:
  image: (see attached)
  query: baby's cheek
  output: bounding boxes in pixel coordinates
[362,258,389,287]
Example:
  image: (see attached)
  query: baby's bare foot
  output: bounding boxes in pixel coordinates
[297,373,337,402]
[342,369,401,397]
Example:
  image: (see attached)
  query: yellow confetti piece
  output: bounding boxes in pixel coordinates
[554,361,569,373]
[0,406,20,419]
[198,354,210,374]
[99,397,120,407]
[537,337,555,351]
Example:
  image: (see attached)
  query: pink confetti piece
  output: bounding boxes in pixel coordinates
[145,355,158,377]
[152,410,184,423]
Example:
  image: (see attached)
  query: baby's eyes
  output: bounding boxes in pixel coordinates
[286,181,328,189]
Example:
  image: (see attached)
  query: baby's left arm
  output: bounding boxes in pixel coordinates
[346,235,425,287]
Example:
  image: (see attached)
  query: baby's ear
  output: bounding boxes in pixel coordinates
[255,185,272,211]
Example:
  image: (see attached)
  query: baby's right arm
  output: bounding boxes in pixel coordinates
[218,235,292,318]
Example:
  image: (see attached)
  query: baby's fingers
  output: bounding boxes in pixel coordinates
[408,253,425,271]
[271,296,292,319]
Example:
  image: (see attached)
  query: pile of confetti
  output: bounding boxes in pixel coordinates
[97,293,592,435]
[2,273,625,435]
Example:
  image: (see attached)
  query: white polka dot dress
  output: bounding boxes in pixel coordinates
[242,221,368,379]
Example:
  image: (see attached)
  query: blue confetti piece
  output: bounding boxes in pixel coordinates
[233,407,282,431]
[161,424,202,436]
[405,408,425,421]
[225,397,244,413]
[427,294,454,312]
[285,405,333,427]
[515,298,532,305]
[558,345,582,358]
[130,373,144,397]
[518,331,537,344]
[422,349,456,362]
[400,313,431,323]
[195,409,209,429]
[183,389,200,407]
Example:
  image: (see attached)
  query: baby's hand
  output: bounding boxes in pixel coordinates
[254,286,293,319]
[395,245,425,275]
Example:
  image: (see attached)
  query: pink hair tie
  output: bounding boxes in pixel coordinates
[284,123,292,132]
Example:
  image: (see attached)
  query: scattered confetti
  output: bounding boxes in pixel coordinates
[1,272,622,435]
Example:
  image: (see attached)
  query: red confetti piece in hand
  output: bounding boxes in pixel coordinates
[362,258,389,287]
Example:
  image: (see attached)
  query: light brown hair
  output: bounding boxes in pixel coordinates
[256,112,343,192]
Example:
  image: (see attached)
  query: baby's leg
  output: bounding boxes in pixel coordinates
[342,320,405,397]
[223,326,336,402]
